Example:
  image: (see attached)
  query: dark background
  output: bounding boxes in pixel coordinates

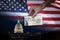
[0,15,60,40]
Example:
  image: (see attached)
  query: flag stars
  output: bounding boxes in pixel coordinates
[11,2,14,4]
[1,1,4,4]
[2,6,4,8]
[0,8,1,10]
[24,5,26,7]
[24,9,27,11]
[0,0,27,12]
[7,6,9,8]
[8,0,11,2]
[9,4,11,6]
[19,0,21,2]
[12,6,14,8]
[14,4,16,6]
[4,0,6,1]
[16,2,19,4]
[22,7,24,9]
[13,0,16,2]
[19,9,22,11]
[6,1,9,3]
[14,8,16,10]
[22,3,23,4]
[4,4,6,6]
[9,8,12,10]
[23,0,26,3]
[17,6,19,8]
[19,4,21,7]
[0,4,1,5]
[4,8,7,10]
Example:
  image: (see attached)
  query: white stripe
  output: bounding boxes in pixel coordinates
[0,12,60,18]
[43,21,60,24]
[28,6,60,11]
[27,0,60,4]
[38,14,60,18]
[43,7,60,11]
[51,3,60,8]
[0,12,28,16]
[27,1,44,4]
[55,1,60,3]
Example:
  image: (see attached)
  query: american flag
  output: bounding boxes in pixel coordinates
[0,0,60,33]
[0,0,28,33]
[27,0,60,27]
[0,0,28,16]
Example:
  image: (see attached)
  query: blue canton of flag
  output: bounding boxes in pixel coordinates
[0,0,28,34]
[0,0,28,12]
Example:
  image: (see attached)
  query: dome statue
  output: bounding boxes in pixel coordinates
[14,20,23,33]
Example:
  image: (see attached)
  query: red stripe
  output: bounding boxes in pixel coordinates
[57,0,60,1]
[43,24,60,27]
[56,1,60,3]
[48,4,60,7]
[39,11,60,14]
[27,4,55,7]
[1,15,60,21]
[45,4,60,9]
[28,10,60,14]
[43,18,60,21]
[1,15,60,27]
[28,4,60,9]
[50,5,60,9]
[28,3,60,7]
[8,16,60,21]
[54,2,60,5]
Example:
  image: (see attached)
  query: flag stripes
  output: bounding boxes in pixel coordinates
[1,15,60,27]
[27,0,60,27]
[0,0,60,27]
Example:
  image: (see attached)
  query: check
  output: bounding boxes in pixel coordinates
[24,15,43,26]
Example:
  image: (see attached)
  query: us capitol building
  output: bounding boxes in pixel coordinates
[9,20,41,40]
[14,20,23,33]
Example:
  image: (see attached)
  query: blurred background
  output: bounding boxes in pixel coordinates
[0,0,60,40]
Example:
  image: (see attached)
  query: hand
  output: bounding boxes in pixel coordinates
[28,0,55,18]
[28,5,43,18]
